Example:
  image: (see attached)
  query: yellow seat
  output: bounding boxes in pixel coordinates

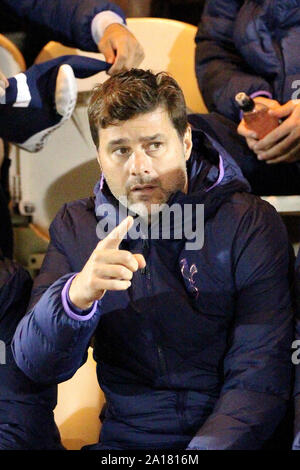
[0,33,26,76]
[54,347,105,450]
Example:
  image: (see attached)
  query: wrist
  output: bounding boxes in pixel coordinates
[103,23,128,35]
[91,11,126,45]
[69,274,94,310]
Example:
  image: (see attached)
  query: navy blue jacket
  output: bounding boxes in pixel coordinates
[196,0,300,122]
[0,253,63,450]
[12,116,293,450]
[2,0,125,52]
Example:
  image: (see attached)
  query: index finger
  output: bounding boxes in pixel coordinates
[99,216,134,250]
[254,120,291,151]
[108,44,128,74]
[269,100,300,119]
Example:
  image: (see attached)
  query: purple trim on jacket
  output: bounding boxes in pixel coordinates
[250,90,273,100]
[205,155,224,192]
[100,173,105,190]
[61,274,98,321]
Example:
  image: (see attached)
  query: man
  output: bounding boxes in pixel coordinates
[13,70,293,450]
[195,0,300,195]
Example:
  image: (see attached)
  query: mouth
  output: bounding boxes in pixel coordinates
[131,184,157,192]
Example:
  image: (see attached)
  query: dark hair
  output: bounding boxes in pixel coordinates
[88,69,188,148]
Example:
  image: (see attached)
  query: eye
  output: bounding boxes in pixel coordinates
[114,147,131,157]
[148,142,163,152]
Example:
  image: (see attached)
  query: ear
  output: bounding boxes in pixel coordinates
[96,148,103,171]
[183,124,192,161]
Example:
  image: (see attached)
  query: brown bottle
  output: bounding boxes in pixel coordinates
[235,92,279,139]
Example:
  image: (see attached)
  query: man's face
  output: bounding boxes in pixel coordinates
[97,106,192,217]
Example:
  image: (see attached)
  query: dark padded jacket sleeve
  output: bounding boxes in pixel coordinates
[195,0,273,122]
[2,0,125,51]
[187,199,293,449]
[11,204,102,385]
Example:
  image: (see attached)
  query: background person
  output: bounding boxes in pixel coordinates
[195,0,300,195]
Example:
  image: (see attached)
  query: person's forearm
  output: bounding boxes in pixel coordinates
[186,390,287,450]
[195,40,273,122]
[2,0,125,51]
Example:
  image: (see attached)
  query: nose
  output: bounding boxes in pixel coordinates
[129,149,152,176]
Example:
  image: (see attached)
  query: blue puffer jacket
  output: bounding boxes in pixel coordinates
[196,0,300,121]
[2,0,125,52]
[0,253,63,450]
[12,115,293,450]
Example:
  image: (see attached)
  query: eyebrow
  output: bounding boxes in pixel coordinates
[139,133,164,142]
[107,134,165,149]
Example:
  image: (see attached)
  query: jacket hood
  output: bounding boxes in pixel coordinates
[93,124,250,243]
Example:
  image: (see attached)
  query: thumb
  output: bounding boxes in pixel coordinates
[98,39,115,64]
[269,101,296,118]
[99,216,134,250]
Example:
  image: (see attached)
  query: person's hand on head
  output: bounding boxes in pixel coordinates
[252,100,300,164]
[68,216,146,310]
[237,97,280,153]
[97,23,144,75]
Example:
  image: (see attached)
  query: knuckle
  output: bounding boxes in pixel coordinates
[118,266,127,279]
[290,128,299,140]
[123,251,133,263]
[91,253,101,266]
[110,279,120,290]
[247,140,255,150]
[287,121,296,132]
[89,276,98,292]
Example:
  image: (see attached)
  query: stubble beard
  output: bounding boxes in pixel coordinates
[105,163,188,223]
[126,167,187,223]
